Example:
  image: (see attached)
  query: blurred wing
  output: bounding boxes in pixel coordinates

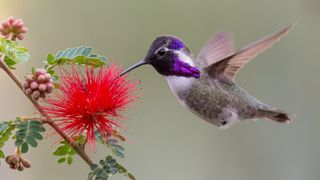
[196,32,235,67]
[209,25,293,82]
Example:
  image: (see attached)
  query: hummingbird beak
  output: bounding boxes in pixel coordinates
[120,59,148,77]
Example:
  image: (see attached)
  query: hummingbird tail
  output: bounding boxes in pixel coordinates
[258,109,292,123]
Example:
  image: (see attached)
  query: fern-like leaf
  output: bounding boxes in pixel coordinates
[15,120,45,153]
[44,46,107,80]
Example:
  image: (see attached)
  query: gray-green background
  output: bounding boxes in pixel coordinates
[0,0,319,180]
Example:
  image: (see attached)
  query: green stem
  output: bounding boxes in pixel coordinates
[0,54,93,166]
[20,116,47,123]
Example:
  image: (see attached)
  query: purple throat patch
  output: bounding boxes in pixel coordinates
[172,58,200,78]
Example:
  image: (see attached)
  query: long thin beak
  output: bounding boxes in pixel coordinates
[120,59,148,77]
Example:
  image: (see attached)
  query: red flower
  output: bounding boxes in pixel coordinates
[0,16,27,41]
[43,64,139,145]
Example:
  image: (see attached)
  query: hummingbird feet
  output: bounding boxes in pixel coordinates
[217,108,239,128]
[221,120,228,126]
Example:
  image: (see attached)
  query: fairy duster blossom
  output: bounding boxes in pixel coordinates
[44,64,139,145]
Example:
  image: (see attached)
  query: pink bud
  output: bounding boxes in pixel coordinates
[8,17,15,24]
[25,75,33,82]
[46,83,54,93]
[44,73,51,81]
[12,19,23,27]
[38,83,47,92]
[37,75,46,83]
[32,90,40,99]
[30,81,38,90]
[46,82,54,88]
[20,27,27,33]
[0,17,27,41]
[35,69,47,76]
[22,82,29,88]
[25,88,32,95]
[1,22,9,29]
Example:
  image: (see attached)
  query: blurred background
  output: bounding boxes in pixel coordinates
[0,0,319,179]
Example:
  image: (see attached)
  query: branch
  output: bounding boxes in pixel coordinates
[0,54,93,166]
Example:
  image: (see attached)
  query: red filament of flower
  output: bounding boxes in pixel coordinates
[43,64,139,145]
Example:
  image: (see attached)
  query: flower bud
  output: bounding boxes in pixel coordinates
[5,155,14,164]
[25,88,32,95]
[9,163,17,169]
[22,82,29,88]
[38,83,47,92]
[25,75,33,82]
[10,156,20,164]
[46,86,53,93]
[37,75,46,83]
[35,69,46,76]
[47,82,53,89]
[17,162,24,171]
[0,16,27,41]
[44,73,51,80]
[6,155,20,170]
[23,68,54,100]
[30,81,38,90]
[32,90,41,99]
[20,158,31,168]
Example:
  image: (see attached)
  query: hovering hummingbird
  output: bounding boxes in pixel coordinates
[121,25,293,128]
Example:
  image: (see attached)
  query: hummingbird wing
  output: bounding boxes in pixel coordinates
[206,25,293,82]
[196,32,235,67]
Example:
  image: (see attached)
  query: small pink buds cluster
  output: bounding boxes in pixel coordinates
[23,69,54,100]
[0,16,27,41]
[5,155,31,171]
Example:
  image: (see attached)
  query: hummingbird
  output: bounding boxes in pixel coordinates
[121,25,293,128]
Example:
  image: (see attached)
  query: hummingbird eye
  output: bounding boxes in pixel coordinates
[157,48,167,57]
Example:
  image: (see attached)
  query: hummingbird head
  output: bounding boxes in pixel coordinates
[120,35,200,78]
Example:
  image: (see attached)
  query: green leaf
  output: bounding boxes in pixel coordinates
[112,149,125,159]
[4,57,17,69]
[15,139,23,146]
[52,136,83,165]
[0,121,16,151]
[116,162,136,180]
[29,120,42,126]
[15,131,27,139]
[88,155,135,180]
[0,150,4,159]
[21,142,29,153]
[53,145,69,156]
[94,131,126,158]
[26,136,37,147]
[29,125,46,132]
[29,131,43,140]
[111,144,125,152]
[31,67,36,74]
[47,54,54,64]
[15,120,45,153]
[87,172,95,180]
[67,155,73,165]
[57,157,66,163]
[108,139,118,144]
[0,38,30,69]
[44,46,108,81]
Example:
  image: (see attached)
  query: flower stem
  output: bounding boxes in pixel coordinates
[0,54,94,166]
[20,116,47,123]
